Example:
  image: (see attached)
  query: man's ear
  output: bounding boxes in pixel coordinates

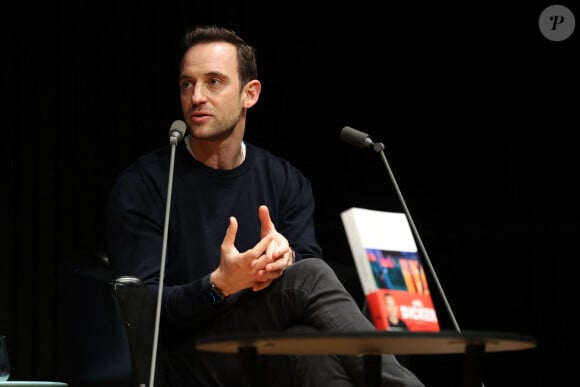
[242,80,261,108]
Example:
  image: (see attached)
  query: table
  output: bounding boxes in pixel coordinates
[0,383,67,387]
[196,330,536,387]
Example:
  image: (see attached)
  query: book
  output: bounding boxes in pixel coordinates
[340,207,440,332]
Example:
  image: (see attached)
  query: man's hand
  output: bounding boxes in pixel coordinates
[211,216,274,296]
[254,205,294,291]
[210,205,294,295]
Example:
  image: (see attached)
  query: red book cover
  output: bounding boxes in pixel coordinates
[340,208,440,332]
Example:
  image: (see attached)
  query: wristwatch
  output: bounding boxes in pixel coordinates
[207,282,227,306]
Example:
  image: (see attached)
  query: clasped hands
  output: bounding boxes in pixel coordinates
[210,205,294,296]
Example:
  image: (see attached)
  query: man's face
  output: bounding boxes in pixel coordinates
[385,295,397,314]
[178,42,244,141]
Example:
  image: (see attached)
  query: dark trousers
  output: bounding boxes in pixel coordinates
[158,258,424,387]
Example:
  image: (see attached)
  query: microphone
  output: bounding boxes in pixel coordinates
[340,126,462,334]
[150,120,185,387]
[340,126,384,152]
[168,120,187,145]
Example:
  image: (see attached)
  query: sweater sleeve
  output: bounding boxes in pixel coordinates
[267,155,323,261]
[106,156,225,336]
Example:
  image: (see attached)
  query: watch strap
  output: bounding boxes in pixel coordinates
[204,276,227,306]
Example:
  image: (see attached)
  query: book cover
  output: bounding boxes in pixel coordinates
[340,207,440,332]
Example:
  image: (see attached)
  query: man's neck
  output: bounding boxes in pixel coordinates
[185,135,246,170]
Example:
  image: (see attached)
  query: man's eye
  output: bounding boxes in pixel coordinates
[181,81,192,89]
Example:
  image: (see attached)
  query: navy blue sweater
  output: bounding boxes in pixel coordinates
[106,141,322,334]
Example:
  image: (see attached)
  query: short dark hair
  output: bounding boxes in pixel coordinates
[180,25,258,89]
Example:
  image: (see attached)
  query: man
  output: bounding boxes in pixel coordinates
[385,293,409,331]
[107,24,424,386]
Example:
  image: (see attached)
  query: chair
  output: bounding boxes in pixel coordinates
[111,276,156,387]
[59,251,155,387]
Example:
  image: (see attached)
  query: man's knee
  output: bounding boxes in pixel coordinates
[292,257,333,274]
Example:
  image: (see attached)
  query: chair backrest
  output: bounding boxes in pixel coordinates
[111,276,156,387]
[60,251,161,387]
[59,251,133,387]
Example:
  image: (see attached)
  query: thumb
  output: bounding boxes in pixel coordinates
[222,216,238,251]
[258,205,276,238]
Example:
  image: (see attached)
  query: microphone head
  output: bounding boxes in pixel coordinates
[169,120,187,143]
[340,126,373,148]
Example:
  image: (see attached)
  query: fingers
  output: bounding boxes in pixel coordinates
[252,232,275,258]
[265,235,278,258]
[258,206,289,259]
[251,259,286,292]
[222,207,291,293]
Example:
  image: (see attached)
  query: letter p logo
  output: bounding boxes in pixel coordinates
[539,5,575,41]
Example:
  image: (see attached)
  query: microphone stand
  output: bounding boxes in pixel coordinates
[342,125,487,387]
[149,134,180,387]
[374,142,489,387]
[369,141,462,333]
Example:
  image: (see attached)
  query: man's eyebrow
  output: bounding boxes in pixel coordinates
[179,71,228,80]
[206,71,228,79]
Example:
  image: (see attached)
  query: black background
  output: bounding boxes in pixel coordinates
[2,1,578,386]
